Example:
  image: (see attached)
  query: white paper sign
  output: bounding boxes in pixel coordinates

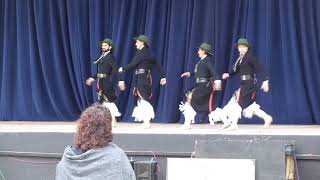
[167,158,255,180]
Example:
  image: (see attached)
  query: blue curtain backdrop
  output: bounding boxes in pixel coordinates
[0,0,319,124]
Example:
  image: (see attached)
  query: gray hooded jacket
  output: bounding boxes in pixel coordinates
[56,143,136,180]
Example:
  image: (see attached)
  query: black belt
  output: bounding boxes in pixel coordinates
[135,69,150,75]
[97,73,110,78]
[240,75,254,81]
[196,78,210,83]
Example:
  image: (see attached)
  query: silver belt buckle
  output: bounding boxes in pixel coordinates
[241,75,252,80]
[97,74,107,78]
[196,78,208,83]
[135,69,149,75]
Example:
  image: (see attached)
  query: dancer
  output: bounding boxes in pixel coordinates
[221,38,272,130]
[180,42,221,129]
[86,38,120,127]
[118,35,166,128]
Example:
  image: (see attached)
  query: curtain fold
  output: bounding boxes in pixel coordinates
[0,0,319,124]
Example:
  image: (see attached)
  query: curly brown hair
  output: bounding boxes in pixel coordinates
[75,104,113,151]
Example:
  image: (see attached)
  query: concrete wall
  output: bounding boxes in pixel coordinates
[0,132,319,180]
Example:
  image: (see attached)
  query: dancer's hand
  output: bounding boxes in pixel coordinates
[213,80,222,90]
[118,67,123,73]
[235,89,240,102]
[118,81,126,91]
[181,72,190,78]
[86,78,95,86]
[160,78,167,85]
[222,73,229,80]
[261,81,269,92]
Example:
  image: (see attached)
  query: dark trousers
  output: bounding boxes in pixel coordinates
[190,81,217,113]
[133,73,152,102]
[238,79,257,109]
[97,78,116,102]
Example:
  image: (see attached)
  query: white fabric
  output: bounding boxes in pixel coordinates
[179,102,196,124]
[132,99,154,122]
[102,102,121,117]
[209,95,242,124]
[242,102,260,118]
[224,96,242,122]
[208,108,226,125]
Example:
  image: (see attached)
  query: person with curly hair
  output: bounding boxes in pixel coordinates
[56,104,135,180]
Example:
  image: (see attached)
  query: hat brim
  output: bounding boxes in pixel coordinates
[133,37,149,46]
[198,47,213,55]
[234,43,251,48]
[100,41,112,47]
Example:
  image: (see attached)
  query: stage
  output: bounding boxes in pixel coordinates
[1,122,320,180]
[1,121,320,134]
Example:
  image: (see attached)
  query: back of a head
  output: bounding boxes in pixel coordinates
[75,103,113,152]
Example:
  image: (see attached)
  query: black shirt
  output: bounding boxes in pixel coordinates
[122,47,165,78]
[192,56,219,81]
[228,51,269,81]
[95,53,117,77]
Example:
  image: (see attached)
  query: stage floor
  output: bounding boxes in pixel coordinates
[1,121,320,136]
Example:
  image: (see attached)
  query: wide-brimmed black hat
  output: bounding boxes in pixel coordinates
[133,35,149,46]
[198,42,213,55]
